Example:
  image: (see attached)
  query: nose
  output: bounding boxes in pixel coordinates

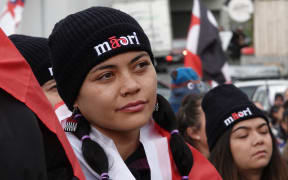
[119,73,140,97]
[251,131,265,146]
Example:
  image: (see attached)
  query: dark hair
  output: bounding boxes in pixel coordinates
[275,93,284,101]
[177,94,204,147]
[269,105,282,125]
[209,122,288,180]
[72,94,194,178]
[72,113,109,180]
[153,94,194,177]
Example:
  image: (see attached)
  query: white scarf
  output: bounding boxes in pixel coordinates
[55,103,173,180]
[66,119,172,180]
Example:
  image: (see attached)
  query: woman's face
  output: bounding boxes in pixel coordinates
[75,51,157,135]
[42,79,62,108]
[230,117,272,172]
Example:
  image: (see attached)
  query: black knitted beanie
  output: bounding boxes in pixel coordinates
[201,84,269,151]
[9,34,53,86]
[48,7,154,111]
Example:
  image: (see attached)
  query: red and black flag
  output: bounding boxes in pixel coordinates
[184,0,230,84]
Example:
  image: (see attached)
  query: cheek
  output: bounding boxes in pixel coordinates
[43,90,62,107]
[142,68,157,99]
[76,85,114,122]
[266,135,273,157]
[230,140,249,166]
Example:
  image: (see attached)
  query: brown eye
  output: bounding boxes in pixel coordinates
[135,61,150,72]
[96,72,114,81]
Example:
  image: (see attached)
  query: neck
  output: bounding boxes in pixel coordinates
[240,169,263,180]
[94,126,140,160]
[194,142,210,158]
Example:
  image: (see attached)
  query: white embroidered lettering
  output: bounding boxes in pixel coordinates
[48,67,53,76]
[94,42,111,56]
[93,32,140,56]
[223,107,253,126]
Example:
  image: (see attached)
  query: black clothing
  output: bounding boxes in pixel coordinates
[0,89,77,180]
[125,143,151,180]
[0,89,47,180]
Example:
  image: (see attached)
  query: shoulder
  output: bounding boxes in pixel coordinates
[188,145,222,180]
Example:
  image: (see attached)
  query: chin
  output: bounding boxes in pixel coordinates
[117,115,150,131]
[251,159,270,169]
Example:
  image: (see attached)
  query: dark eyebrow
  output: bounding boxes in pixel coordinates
[257,123,268,129]
[92,64,116,72]
[90,53,149,73]
[232,126,250,133]
[232,122,268,134]
[129,53,149,65]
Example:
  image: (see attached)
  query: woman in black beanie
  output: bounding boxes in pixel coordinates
[48,6,222,180]
[202,84,288,180]
[8,34,63,108]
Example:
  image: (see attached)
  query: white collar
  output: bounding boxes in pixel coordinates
[66,119,172,180]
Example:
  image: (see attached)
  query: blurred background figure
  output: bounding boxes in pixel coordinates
[227,27,247,62]
[269,105,284,143]
[269,105,284,129]
[169,67,209,113]
[274,109,288,153]
[274,93,284,106]
[281,110,288,163]
[8,34,63,108]
[177,93,209,158]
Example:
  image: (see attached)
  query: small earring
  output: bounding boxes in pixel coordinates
[154,102,159,111]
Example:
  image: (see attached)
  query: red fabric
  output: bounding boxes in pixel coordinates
[184,51,203,78]
[154,123,222,180]
[54,100,65,110]
[0,29,85,180]
[189,14,200,29]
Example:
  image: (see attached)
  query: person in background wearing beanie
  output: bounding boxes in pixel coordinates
[8,34,62,108]
[177,94,210,158]
[202,84,288,180]
[8,34,80,179]
[48,7,222,180]
[169,67,209,113]
[0,30,84,180]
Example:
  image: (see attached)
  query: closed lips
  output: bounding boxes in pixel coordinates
[116,100,147,111]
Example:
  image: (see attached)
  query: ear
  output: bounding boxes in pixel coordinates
[186,126,201,141]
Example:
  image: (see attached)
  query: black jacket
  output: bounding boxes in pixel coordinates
[0,89,77,180]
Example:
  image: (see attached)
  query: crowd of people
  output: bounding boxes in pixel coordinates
[1,6,288,180]
[267,90,288,157]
